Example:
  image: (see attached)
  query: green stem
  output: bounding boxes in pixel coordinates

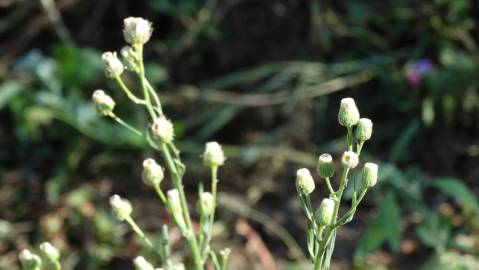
[108,112,143,136]
[324,177,335,195]
[135,44,157,120]
[145,80,164,116]
[114,75,146,105]
[159,143,203,269]
[124,216,154,249]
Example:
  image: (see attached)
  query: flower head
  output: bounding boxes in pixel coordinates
[123,17,153,45]
[19,249,42,270]
[203,141,225,167]
[109,194,132,221]
[151,117,174,143]
[296,168,315,195]
[338,98,360,127]
[92,89,115,116]
[315,198,335,226]
[142,158,164,187]
[361,162,378,188]
[102,52,124,78]
[316,153,335,178]
[341,151,359,169]
[39,242,60,262]
[355,118,373,141]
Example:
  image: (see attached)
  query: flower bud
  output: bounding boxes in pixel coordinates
[203,141,225,167]
[355,118,373,141]
[121,46,138,72]
[133,256,154,270]
[361,162,378,188]
[167,189,186,229]
[220,248,231,261]
[296,168,315,195]
[142,158,164,187]
[316,154,335,178]
[338,98,360,127]
[39,242,60,262]
[19,249,42,270]
[109,194,132,221]
[151,117,174,143]
[341,151,359,169]
[123,17,153,45]
[315,198,335,226]
[92,89,115,116]
[102,52,124,78]
[198,192,214,216]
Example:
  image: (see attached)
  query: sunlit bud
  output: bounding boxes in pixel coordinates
[355,118,373,141]
[109,194,132,221]
[296,168,315,195]
[315,198,335,226]
[316,154,335,178]
[338,98,360,127]
[92,89,115,116]
[199,192,214,216]
[121,46,138,72]
[361,163,378,188]
[142,158,164,187]
[220,247,231,262]
[167,189,185,229]
[123,17,153,45]
[102,52,124,78]
[203,141,225,167]
[133,256,154,270]
[151,117,174,143]
[19,249,42,270]
[39,242,60,262]
[341,151,359,169]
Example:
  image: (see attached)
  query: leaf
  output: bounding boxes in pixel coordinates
[0,81,25,109]
[389,119,419,163]
[429,178,479,214]
[355,191,401,261]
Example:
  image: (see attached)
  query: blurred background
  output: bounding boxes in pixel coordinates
[1,0,479,269]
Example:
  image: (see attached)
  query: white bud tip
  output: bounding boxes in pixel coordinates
[203,141,225,167]
[19,249,33,260]
[133,256,155,270]
[123,17,153,45]
[342,151,359,169]
[151,117,174,143]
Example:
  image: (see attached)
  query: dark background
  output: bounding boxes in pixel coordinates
[1,0,479,269]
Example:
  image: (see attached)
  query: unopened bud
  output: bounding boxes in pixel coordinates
[133,256,154,270]
[341,151,359,169]
[315,198,335,226]
[167,189,185,229]
[102,52,124,78]
[142,158,164,187]
[361,162,378,188]
[39,242,60,262]
[296,168,315,195]
[151,117,174,143]
[316,154,335,178]
[198,192,214,216]
[92,89,115,115]
[123,17,153,45]
[109,194,132,221]
[121,46,138,72]
[203,141,225,167]
[338,98,360,127]
[355,118,373,141]
[19,249,42,270]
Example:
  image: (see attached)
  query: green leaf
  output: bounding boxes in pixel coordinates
[0,81,25,109]
[429,178,479,214]
[389,119,419,163]
[355,191,401,261]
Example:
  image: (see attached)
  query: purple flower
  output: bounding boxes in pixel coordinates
[405,59,433,86]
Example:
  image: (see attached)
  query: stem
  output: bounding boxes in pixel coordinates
[114,75,146,105]
[159,143,203,269]
[135,44,157,119]
[347,126,353,151]
[108,112,143,136]
[145,80,164,116]
[124,216,154,249]
[324,177,335,195]
[356,140,365,155]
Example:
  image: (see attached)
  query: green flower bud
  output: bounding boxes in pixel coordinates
[341,151,359,169]
[109,194,132,221]
[203,141,225,167]
[338,98,360,127]
[151,117,174,143]
[355,118,373,141]
[316,153,335,178]
[315,198,335,226]
[92,89,115,116]
[142,158,164,187]
[167,189,186,229]
[123,17,153,45]
[19,249,42,270]
[102,52,124,78]
[39,242,60,263]
[296,168,315,195]
[121,46,139,72]
[199,192,215,216]
[361,162,378,188]
[133,256,154,270]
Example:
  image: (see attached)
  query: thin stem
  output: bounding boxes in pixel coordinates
[124,216,154,249]
[347,126,353,151]
[356,140,365,155]
[324,177,335,195]
[145,80,164,116]
[334,188,368,228]
[108,112,143,136]
[135,44,157,119]
[114,75,146,105]
[210,165,218,227]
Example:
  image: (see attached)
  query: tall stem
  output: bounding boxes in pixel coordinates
[135,44,157,119]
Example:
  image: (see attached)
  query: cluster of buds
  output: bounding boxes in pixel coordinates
[19,242,60,270]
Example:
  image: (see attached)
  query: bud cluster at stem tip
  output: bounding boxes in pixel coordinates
[123,17,153,45]
[338,98,360,127]
[92,89,115,116]
[296,168,315,195]
[203,141,225,167]
[316,153,335,178]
